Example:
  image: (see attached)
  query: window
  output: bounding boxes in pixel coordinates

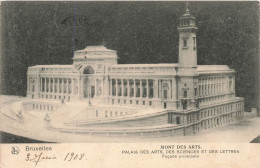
[136,100,139,105]
[164,102,167,109]
[176,117,181,124]
[164,90,168,99]
[83,66,94,74]
[130,100,132,104]
[184,91,187,98]
[183,100,187,110]
[149,101,152,106]
[124,100,126,104]
[183,39,187,47]
[112,99,114,104]
[118,99,120,104]
[194,88,197,96]
[193,37,196,48]
[143,101,145,105]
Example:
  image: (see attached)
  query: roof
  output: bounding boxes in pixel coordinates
[197,65,234,73]
[75,45,115,53]
[73,45,117,60]
[110,63,179,68]
[29,65,73,69]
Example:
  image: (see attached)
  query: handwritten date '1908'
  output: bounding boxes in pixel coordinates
[25,152,87,166]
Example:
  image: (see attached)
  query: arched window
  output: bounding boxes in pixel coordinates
[176,116,181,124]
[83,66,94,74]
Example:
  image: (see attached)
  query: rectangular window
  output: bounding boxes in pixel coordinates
[136,100,139,105]
[184,91,187,98]
[130,100,132,104]
[164,90,167,99]
[183,39,187,47]
[112,99,114,104]
[143,101,145,105]
[194,88,197,96]
[149,101,152,106]
[193,37,196,47]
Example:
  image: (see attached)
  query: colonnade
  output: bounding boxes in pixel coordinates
[109,78,156,99]
[198,76,235,97]
[40,77,78,96]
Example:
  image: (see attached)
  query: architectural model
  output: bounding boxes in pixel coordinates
[24,6,244,138]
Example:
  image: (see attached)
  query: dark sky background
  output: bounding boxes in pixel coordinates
[0,1,259,111]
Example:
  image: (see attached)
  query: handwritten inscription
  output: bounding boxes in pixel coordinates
[25,152,57,166]
[25,152,87,166]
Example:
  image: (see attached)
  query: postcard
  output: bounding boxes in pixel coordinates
[0,1,259,168]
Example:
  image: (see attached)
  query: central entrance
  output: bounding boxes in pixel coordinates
[83,66,95,98]
[83,77,95,98]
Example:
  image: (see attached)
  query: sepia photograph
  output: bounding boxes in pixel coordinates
[0,1,259,143]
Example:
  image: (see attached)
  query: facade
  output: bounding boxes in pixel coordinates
[25,7,244,137]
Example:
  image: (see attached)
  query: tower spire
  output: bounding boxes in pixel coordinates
[177,2,198,68]
[185,1,190,15]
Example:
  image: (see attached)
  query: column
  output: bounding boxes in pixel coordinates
[208,78,210,96]
[201,79,204,96]
[48,78,51,93]
[154,79,158,98]
[206,78,209,96]
[122,79,124,97]
[158,79,161,98]
[57,78,60,94]
[210,78,212,95]
[115,79,118,97]
[95,78,97,97]
[127,79,130,98]
[40,78,42,92]
[202,78,204,96]
[172,78,177,100]
[67,78,69,94]
[140,79,143,98]
[146,79,149,98]
[62,78,64,94]
[216,77,218,94]
[44,78,47,93]
[110,79,112,96]
[72,79,74,95]
[52,78,55,94]
[133,79,136,98]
